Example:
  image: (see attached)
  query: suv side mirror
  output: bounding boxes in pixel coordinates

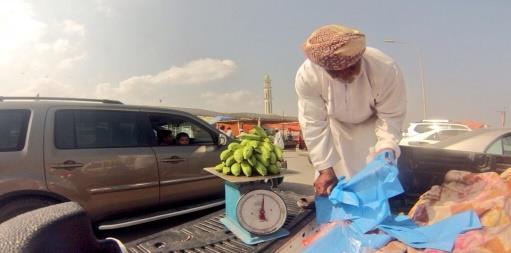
[218,133,228,146]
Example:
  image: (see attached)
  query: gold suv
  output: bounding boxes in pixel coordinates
[0,97,229,229]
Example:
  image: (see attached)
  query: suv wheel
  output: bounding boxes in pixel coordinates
[0,197,58,223]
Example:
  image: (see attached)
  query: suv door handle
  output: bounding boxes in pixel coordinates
[160,156,186,164]
[52,160,84,170]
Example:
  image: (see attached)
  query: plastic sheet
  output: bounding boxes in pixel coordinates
[306,151,482,252]
[315,151,404,234]
[378,211,481,251]
[303,221,378,253]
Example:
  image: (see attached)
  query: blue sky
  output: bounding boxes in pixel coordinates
[1,0,510,126]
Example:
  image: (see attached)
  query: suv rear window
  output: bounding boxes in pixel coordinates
[55,110,143,149]
[0,110,30,152]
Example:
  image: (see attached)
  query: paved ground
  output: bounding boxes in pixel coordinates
[279,149,314,195]
[98,149,314,243]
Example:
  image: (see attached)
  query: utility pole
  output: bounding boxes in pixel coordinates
[384,40,427,119]
[497,107,507,128]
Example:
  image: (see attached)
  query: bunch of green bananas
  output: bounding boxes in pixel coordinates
[214,126,285,177]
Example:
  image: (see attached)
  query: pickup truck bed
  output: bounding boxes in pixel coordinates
[125,190,314,253]
[398,145,511,197]
[125,146,511,253]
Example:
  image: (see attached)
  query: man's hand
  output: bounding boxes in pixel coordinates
[376,148,396,164]
[314,167,338,196]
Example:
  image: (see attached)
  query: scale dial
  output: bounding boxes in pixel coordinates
[236,189,287,235]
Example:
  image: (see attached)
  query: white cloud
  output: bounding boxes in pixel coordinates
[63,20,85,36]
[96,58,237,102]
[0,1,87,76]
[36,39,71,53]
[9,78,78,97]
[96,0,116,18]
[57,53,87,69]
[127,58,237,86]
[0,1,46,64]
[200,90,261,112]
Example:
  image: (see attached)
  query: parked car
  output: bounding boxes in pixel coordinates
[400,128,471,146]
[0,97,230,228]
[403,120,471,138]
[430,128,511,155]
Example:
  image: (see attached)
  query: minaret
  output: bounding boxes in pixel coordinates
[263,74,272,114]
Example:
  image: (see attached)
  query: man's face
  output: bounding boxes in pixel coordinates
[326,60,362,83]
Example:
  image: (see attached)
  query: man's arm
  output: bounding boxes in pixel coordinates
[373,64,407,158]
[295,67,340,171]
[295,65,339,196]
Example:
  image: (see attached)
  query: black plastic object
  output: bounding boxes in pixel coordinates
[0,202,125,253]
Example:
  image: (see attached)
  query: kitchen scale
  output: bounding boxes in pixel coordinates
[204,167,290,245]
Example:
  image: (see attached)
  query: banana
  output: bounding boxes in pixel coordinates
[240,139,250,146]
[270,152,277,164]
[256,154,270,167]
[255,161,268,176]
[260,145,271,153]
[254,126,267,137]
[228,142,241,151]
[241,161,252,177]
[268,164,280,175]
[231,163,241,176]
[225,156,235,167]
[220,149,233,161]
[248,140,259,149]
[214,163,224,172]
[260,147,271,161]
[243,146,253,159]
[233,149,244,163]
[262,142,273,152]
[222,166,231,175]
[239,133,262,141]
[248,156,257,167]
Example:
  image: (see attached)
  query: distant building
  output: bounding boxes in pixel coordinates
[169,105,303,148]
[263,74,272,114]
[455,120,489,129]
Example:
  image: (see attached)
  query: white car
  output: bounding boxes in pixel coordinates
[400,128,472,146]
[404,120,471,138]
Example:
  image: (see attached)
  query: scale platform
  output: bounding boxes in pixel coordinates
[204,167,292,245]
[203,167,290,183]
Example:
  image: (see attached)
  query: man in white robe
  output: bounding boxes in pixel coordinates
[296,24,406,196]
[273,129,285,149]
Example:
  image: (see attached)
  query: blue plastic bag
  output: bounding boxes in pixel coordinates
[310,151,482,252]
[303,222,383,253]
[316,151,403,233]
[378,211,481,251]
